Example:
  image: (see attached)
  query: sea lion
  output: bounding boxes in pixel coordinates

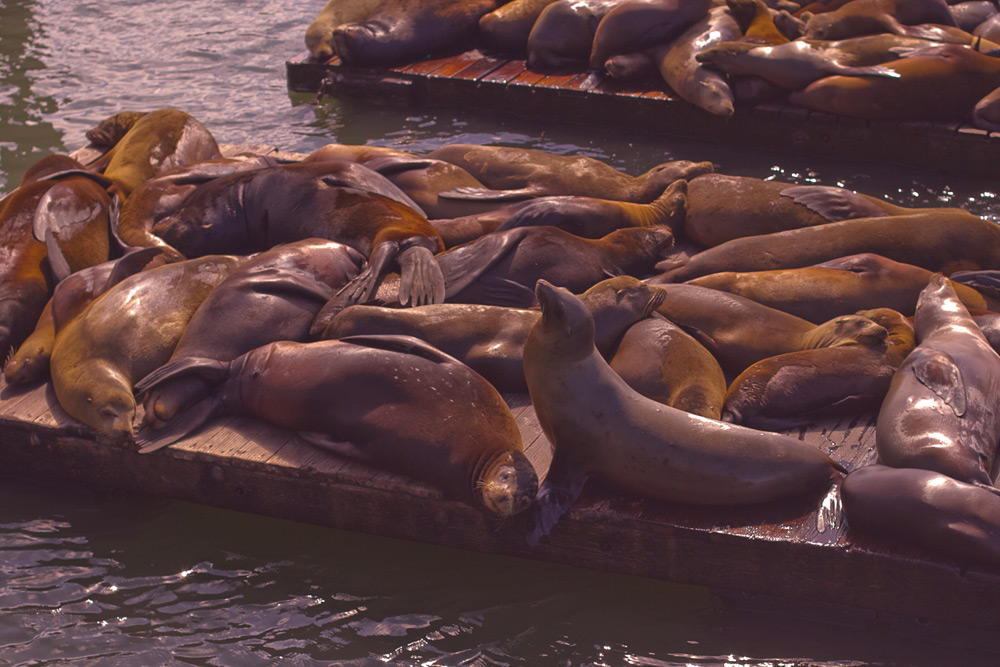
[722,307,914,429]
[686,253,988,323]
[728,0,792,45]
[646,282,888,377]
[523,280,845,544]
[526,0,623,72]
[3,247,166,385]
[97,109,222,195]
[972,83,1000,131]
[841,464,1000,569]
[656,209,1000,282]
[430,178,687,248]
[608,312,727,419]
[84,111,148,148]
[802,0,958,40]
[135,240,366,430]
[332,0,499,66]
[49,255,245,440]
[31,175,114,282]
[305,0,382,61]
[950,1,998,33]
[320,275,666,392]
[588,0,712,71]
[648,6,741,117]
[479,0,556,56]
[788,43,1000,120]
[426,143,713,203]
[876,275,1000,487]
[437,226,676,307]
[136,335,539,519]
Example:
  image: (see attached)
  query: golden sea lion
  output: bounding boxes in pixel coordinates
[305,0,382,61]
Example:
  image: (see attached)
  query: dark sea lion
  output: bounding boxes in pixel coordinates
[609,312,727,419]
[950,1,998,33]
[648,6,742,117]
[321,275,665,392]
[430,178,687,248]
[137,335,539,519]
[789,43,1000,120]
[722,307,914,428]
[686,253,988,323]
[646,282,888,377]
[842,464,1000,568]
[426,143,712,203]
[135,240,366,430]
[479,0,556,56]
[972,83,1000,131]
[526,0,623,71]
[588,0,712,70]
[876,275,1000,487]
[49,255,245,440]
[523,280,845,544]
[3,247,166,386]
[97,109,222,195]
[656,209,1000,282]
[682,173,903,247]
[802,0,958,39]
[332,0,499,66]
[438,226,676,307]
[974,11,1000,43]
[305,0,382,61]
[84,111,148,148]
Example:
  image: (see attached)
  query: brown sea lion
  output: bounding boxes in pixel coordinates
[687,253,988,323]
[609,312,727,418]
[84,111,148,148]
[526,0,623,71]
[135,240,366,430]
[332,0,499,66]
[648,6,742,116]
[430,178,687,248]
[479,0,556,56]
[320,275,666,392]
[728,0,792,44]
[588,0,712,71]
[97,109,222,195]
[646,282,888,377]
[842,464,1000,569]
[426,143,712,203]
[136,335,539,519]
[876,275,1000,487]
[49,255,245,440]
[722,307,914,428]
[656,209,1000,282]
[972,83,1000,131]
[31,175,114,282]
[802,0,958,39]
[523,280,845,544]
[305,0,382,61]
[788,43,1000,120]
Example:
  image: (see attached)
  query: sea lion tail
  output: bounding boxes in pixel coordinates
[135,395,222,453]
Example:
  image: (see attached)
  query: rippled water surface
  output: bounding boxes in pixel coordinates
[1,0,998,664]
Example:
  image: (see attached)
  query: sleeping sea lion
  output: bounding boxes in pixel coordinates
[526,0,623,72]
[588,0,712,71]
[137,335,539,519]
[802,0,958,40]
[305,0,382,61]
[49,255,245,440]
[523,280,845,544]
[876,275,1000,487]
[722,307,914,429]
[479,0,556,56]
[84,111,148,148]
[135,240,366,430]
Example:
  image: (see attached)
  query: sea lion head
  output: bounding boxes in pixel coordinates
[85,111,148,147]
[62,359,137,441]
[914,273,971,339]
[802,313,888,349]
[4,334,50,385]
[642,160,715,193]
[580,275,665,317]
[534,279,597,361]
[305,20,336,61]
[477,450,539,518]
[695,40,761,68]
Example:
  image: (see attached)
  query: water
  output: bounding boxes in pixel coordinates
[1,0,997,664]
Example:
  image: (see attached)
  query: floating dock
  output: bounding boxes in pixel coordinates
[286,49,1000,177]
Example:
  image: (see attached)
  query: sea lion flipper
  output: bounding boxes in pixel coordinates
[297,430,375,464]
[136,395,221,453]
[337,334,462,366]
[439,186,536,202]
[441,231,523,298]
[910,347,967,417]
[102,247,167,292]
[362,155,437,176]
[476,276,537,307]
[779,186,891,222]
[397,245,445,307]
[949,270,1000,302]
[133,357,231,396]
[525,471,588,547]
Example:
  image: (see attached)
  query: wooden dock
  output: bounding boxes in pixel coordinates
[286,50,1000,177]
[3,371,999,636]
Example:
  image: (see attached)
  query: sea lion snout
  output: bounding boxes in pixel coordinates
[479,450,539,518]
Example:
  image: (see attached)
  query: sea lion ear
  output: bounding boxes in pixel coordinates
[910,347,967,417]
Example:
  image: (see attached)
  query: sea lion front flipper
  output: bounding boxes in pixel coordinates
[397,244,445,307]
[474,276,537,307]
[133,357,231,396]
[910,347,967,418]
[949,270,1000,302]
[362,155,438,176]
[439,186,537,202]
[526,455,590,547]
[779,185,893,222]
[337,333,463,366]
[102,247,167,292]
[297,431,375,464]
[33,182,106,282]
[313,242,399,333]
[441,229,526,298]
[135,395,222,453]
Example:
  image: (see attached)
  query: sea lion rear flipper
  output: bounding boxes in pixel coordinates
[134,357,231,396]
[910,347,967,417]
[526,462,589,547]
[439,186,537,203]
[441,230,526,298]
[397,244,445,307]
[315,242,398,331]
[136,395,221,453]
[297,431,376,464]
[476,276,537,307]
[779,185,892,222]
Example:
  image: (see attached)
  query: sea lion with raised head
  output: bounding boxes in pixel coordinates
[523,280,845,544]
[137,334,539,519]
[876,275,1000,487]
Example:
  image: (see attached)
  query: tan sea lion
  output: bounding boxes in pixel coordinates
[321,275,666,392]
[136,335,539,519]
[332,0,499,66]
[686,253,988,323]
[842,464,1000,569]
[426,143,712,203]
[728,0,792,44]
[49,255,245,440]
[609,312,727,418]
[656,209,1000,282]
[722,307,914,429]
[588,0,712,70]
[523,280,845,544]
[135,240,366,430]
[526,0,623,71]
[876,275,1000,487]
[305,0,382,61]
[802,0,958,40]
